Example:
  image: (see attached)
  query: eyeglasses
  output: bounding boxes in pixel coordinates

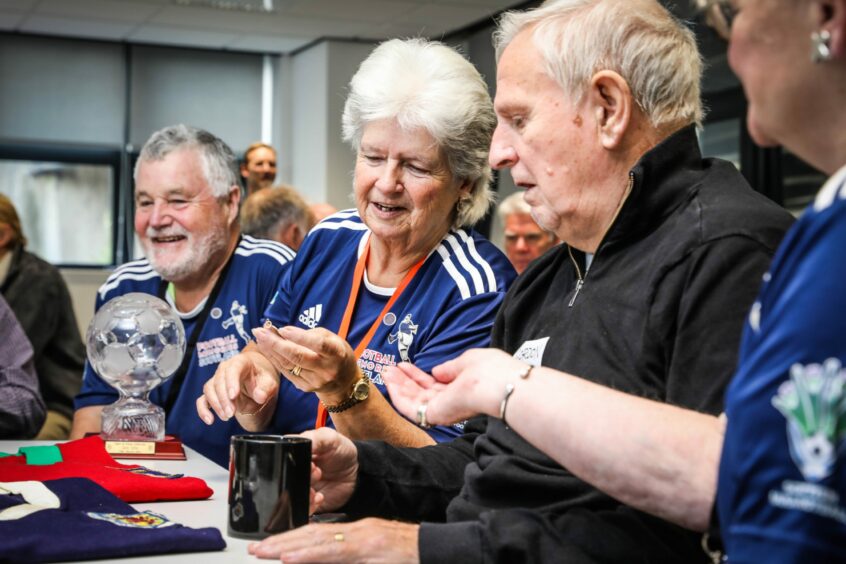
[698,0,738,41]
[504,232,551,246]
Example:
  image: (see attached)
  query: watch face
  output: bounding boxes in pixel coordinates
[352,379,370,401]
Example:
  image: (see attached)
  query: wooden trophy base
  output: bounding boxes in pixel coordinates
[88,433,187,460]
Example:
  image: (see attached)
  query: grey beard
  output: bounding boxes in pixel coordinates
[146,229,229,283]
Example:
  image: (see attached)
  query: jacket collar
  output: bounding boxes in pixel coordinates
[600,124,704,251]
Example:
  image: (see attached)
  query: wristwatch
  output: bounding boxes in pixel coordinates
[323,375,370,413]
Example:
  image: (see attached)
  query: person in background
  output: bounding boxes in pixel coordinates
[497,190,558,273]
[244,1,792,562]
[309,202,338,223]
[240,142,277,196]
[240,185,316,250]
[198,38,515,449]
[0,193,84,439]
[72,124,297,467]
[0,293,45,438]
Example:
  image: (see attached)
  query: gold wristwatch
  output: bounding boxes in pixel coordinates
[323,375,370,413]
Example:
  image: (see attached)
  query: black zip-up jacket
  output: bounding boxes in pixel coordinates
[344,126,794,563]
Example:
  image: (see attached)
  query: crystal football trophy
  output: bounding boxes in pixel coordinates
[86,292,186,442]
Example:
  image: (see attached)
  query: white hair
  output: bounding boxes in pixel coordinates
[497,191,532,221]
[135,124,239,199]
[495,0,703,129]
[342,38,496,227]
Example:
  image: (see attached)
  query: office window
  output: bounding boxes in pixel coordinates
[0,158,116,266]
[699,118,741,169]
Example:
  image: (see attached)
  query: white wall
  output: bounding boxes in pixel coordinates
[61,268,110,338]
[287,39,375,210]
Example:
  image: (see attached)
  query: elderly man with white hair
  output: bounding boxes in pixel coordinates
[244,1,793,562]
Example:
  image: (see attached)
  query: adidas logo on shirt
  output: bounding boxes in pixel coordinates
[298,304,323,329]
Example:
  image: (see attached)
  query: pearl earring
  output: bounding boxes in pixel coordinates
[811,29,832,63]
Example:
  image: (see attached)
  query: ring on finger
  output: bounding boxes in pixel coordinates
[290,364,303,377]
[334,532,345,542]
[417,402,431,429]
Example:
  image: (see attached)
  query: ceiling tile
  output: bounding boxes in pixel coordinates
[20,15,136,40]
[149,5,365,36]
[2,0,528,52]
[225,33,314,53]
[35,0,162,21]
[288,0,419,23]
[0,0,38,11]
[400,3,497,28]
[0,11,24,29]
[128,23,239,49]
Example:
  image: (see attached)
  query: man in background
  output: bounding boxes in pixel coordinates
[240,185,315,250]
[240,142,277,196]
[72,124,299,467]
[0,193,84,439]
[497,191,558,273]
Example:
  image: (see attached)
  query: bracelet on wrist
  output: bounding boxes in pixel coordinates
[499,363,533,427]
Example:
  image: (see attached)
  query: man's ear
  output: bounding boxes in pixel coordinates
[225,186,241,225]
[587,70,633,150]
[278,222,302,250]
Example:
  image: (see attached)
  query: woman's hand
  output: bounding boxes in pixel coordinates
[196,343,280,431]
[252,325,360,405]
[384,348,522,426]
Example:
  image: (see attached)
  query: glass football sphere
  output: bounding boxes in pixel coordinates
[86,292,185,441]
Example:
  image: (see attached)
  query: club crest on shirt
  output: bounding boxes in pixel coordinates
[767,358,846,526]
[388,313,418,362]
[221,299,251,344]
[772,358,846,482]
[86,510,175,528]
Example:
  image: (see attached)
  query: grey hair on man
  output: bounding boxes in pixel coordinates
[495,0,703,129]
[342,38,496,227]
[135,124,240,199]
[240,185,316,249]
[498,191,535,223]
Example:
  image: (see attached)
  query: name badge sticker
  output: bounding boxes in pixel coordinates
[513,337,550,366]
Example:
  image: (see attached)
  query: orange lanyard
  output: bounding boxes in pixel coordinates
[315,237,426,427]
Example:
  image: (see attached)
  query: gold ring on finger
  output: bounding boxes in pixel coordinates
[334,532,345,542]
[291,364,303,377]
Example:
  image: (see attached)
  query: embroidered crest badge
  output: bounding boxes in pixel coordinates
[221,300,250,344]
[86,510,175,528]
[388,313,418,362]
[771,358,846,481]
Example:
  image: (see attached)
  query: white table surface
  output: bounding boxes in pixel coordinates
[2,440,261,563]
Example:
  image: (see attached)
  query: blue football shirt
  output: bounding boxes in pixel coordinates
[264,209,516,440]
[74,236,309,467]
[718,166,846,562]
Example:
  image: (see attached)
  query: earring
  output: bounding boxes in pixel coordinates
[811,29,832,63]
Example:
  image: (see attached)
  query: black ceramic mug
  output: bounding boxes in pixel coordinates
[228,434,312,539]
